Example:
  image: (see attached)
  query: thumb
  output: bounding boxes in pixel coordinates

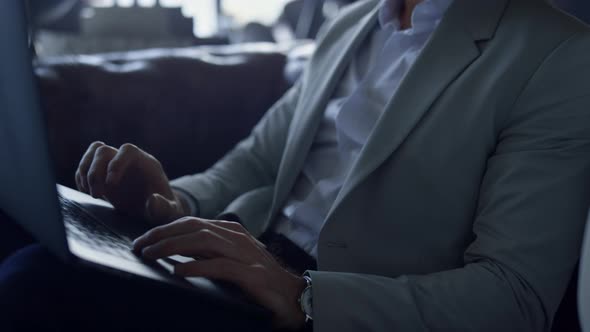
[145,193,182,225]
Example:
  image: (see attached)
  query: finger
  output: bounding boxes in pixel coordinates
[76,141,105,193]
[174,258,255,289]
[86,145,117,198]
[208,220,248,233]
[141,229,250,263]
[145,193,184,225]
[134,218,256,255]
[208,220,267,249]
[174,259,268,310]
[105,143,142,186]
[75,170,83,193]
[133,217,202,251]
[134,218,236,250]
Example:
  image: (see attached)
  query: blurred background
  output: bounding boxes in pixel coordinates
[28,0,357,56]
[28,0,590,206]
[27,0,590,57]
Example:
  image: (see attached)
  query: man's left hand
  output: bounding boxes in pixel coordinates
[133,217,307,330]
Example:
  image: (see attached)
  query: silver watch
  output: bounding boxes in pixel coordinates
[299,275,313,322]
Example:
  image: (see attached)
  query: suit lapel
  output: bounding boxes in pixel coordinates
[326,0,510,218]
[265,1,382,227]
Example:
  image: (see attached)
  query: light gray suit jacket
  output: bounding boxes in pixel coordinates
[172,0,590,330]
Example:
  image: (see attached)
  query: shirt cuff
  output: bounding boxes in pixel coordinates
[172,187,200,216]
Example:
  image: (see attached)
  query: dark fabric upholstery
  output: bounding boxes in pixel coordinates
[34,43,311,188]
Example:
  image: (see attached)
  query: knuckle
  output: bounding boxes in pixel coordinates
[148,227,163,239]
[94,145,112,158]
[176,217,196,227]
[186,218,202,227]
[120,143,138,154]
[250,263,265,271]
[231,222,246,232]
[236,232,251,244]
[171,217,186,225]
[198,228,214,238]
[197,229,215,243]
[90,141,105,149]
[181,217,196,224]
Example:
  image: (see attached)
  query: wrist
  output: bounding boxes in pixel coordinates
[171,188,200,216]
[284,275,308,330]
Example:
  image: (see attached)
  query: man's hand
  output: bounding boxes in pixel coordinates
[75,141,190,225]
[133,217,307,330]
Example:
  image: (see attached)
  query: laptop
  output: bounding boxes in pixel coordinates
[0,0,266,318]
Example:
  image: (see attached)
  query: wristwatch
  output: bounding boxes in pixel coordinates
[299,274,313,324]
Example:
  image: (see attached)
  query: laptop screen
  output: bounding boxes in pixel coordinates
[0,0,69,260]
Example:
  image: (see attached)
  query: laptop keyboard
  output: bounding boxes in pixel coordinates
[58,195,136,261]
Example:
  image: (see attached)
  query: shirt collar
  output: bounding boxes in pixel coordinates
[378,0,454,30]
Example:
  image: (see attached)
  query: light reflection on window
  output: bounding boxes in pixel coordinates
[86,0,290,37]
[222,0,290,26]
[136,0,157,7]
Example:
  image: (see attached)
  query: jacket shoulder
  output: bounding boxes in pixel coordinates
[509,0,590,40]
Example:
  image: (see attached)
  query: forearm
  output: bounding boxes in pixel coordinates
[170,83,300,219]
[170,138,278,219]
[172,189,196,216]
[308,260,553,332]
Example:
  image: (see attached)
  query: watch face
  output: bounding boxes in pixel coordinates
[302,286,313,317]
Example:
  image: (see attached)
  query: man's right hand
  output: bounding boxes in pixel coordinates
[75,142,190,225]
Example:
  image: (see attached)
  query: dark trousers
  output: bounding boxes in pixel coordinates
[0,210,34,264]
[0,212,315,332]
[0,244,274,332]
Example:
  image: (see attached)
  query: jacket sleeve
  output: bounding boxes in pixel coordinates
[308,31,590,332]
[170,81,301,220]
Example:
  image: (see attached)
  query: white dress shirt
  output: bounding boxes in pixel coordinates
[274,0,454,257]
